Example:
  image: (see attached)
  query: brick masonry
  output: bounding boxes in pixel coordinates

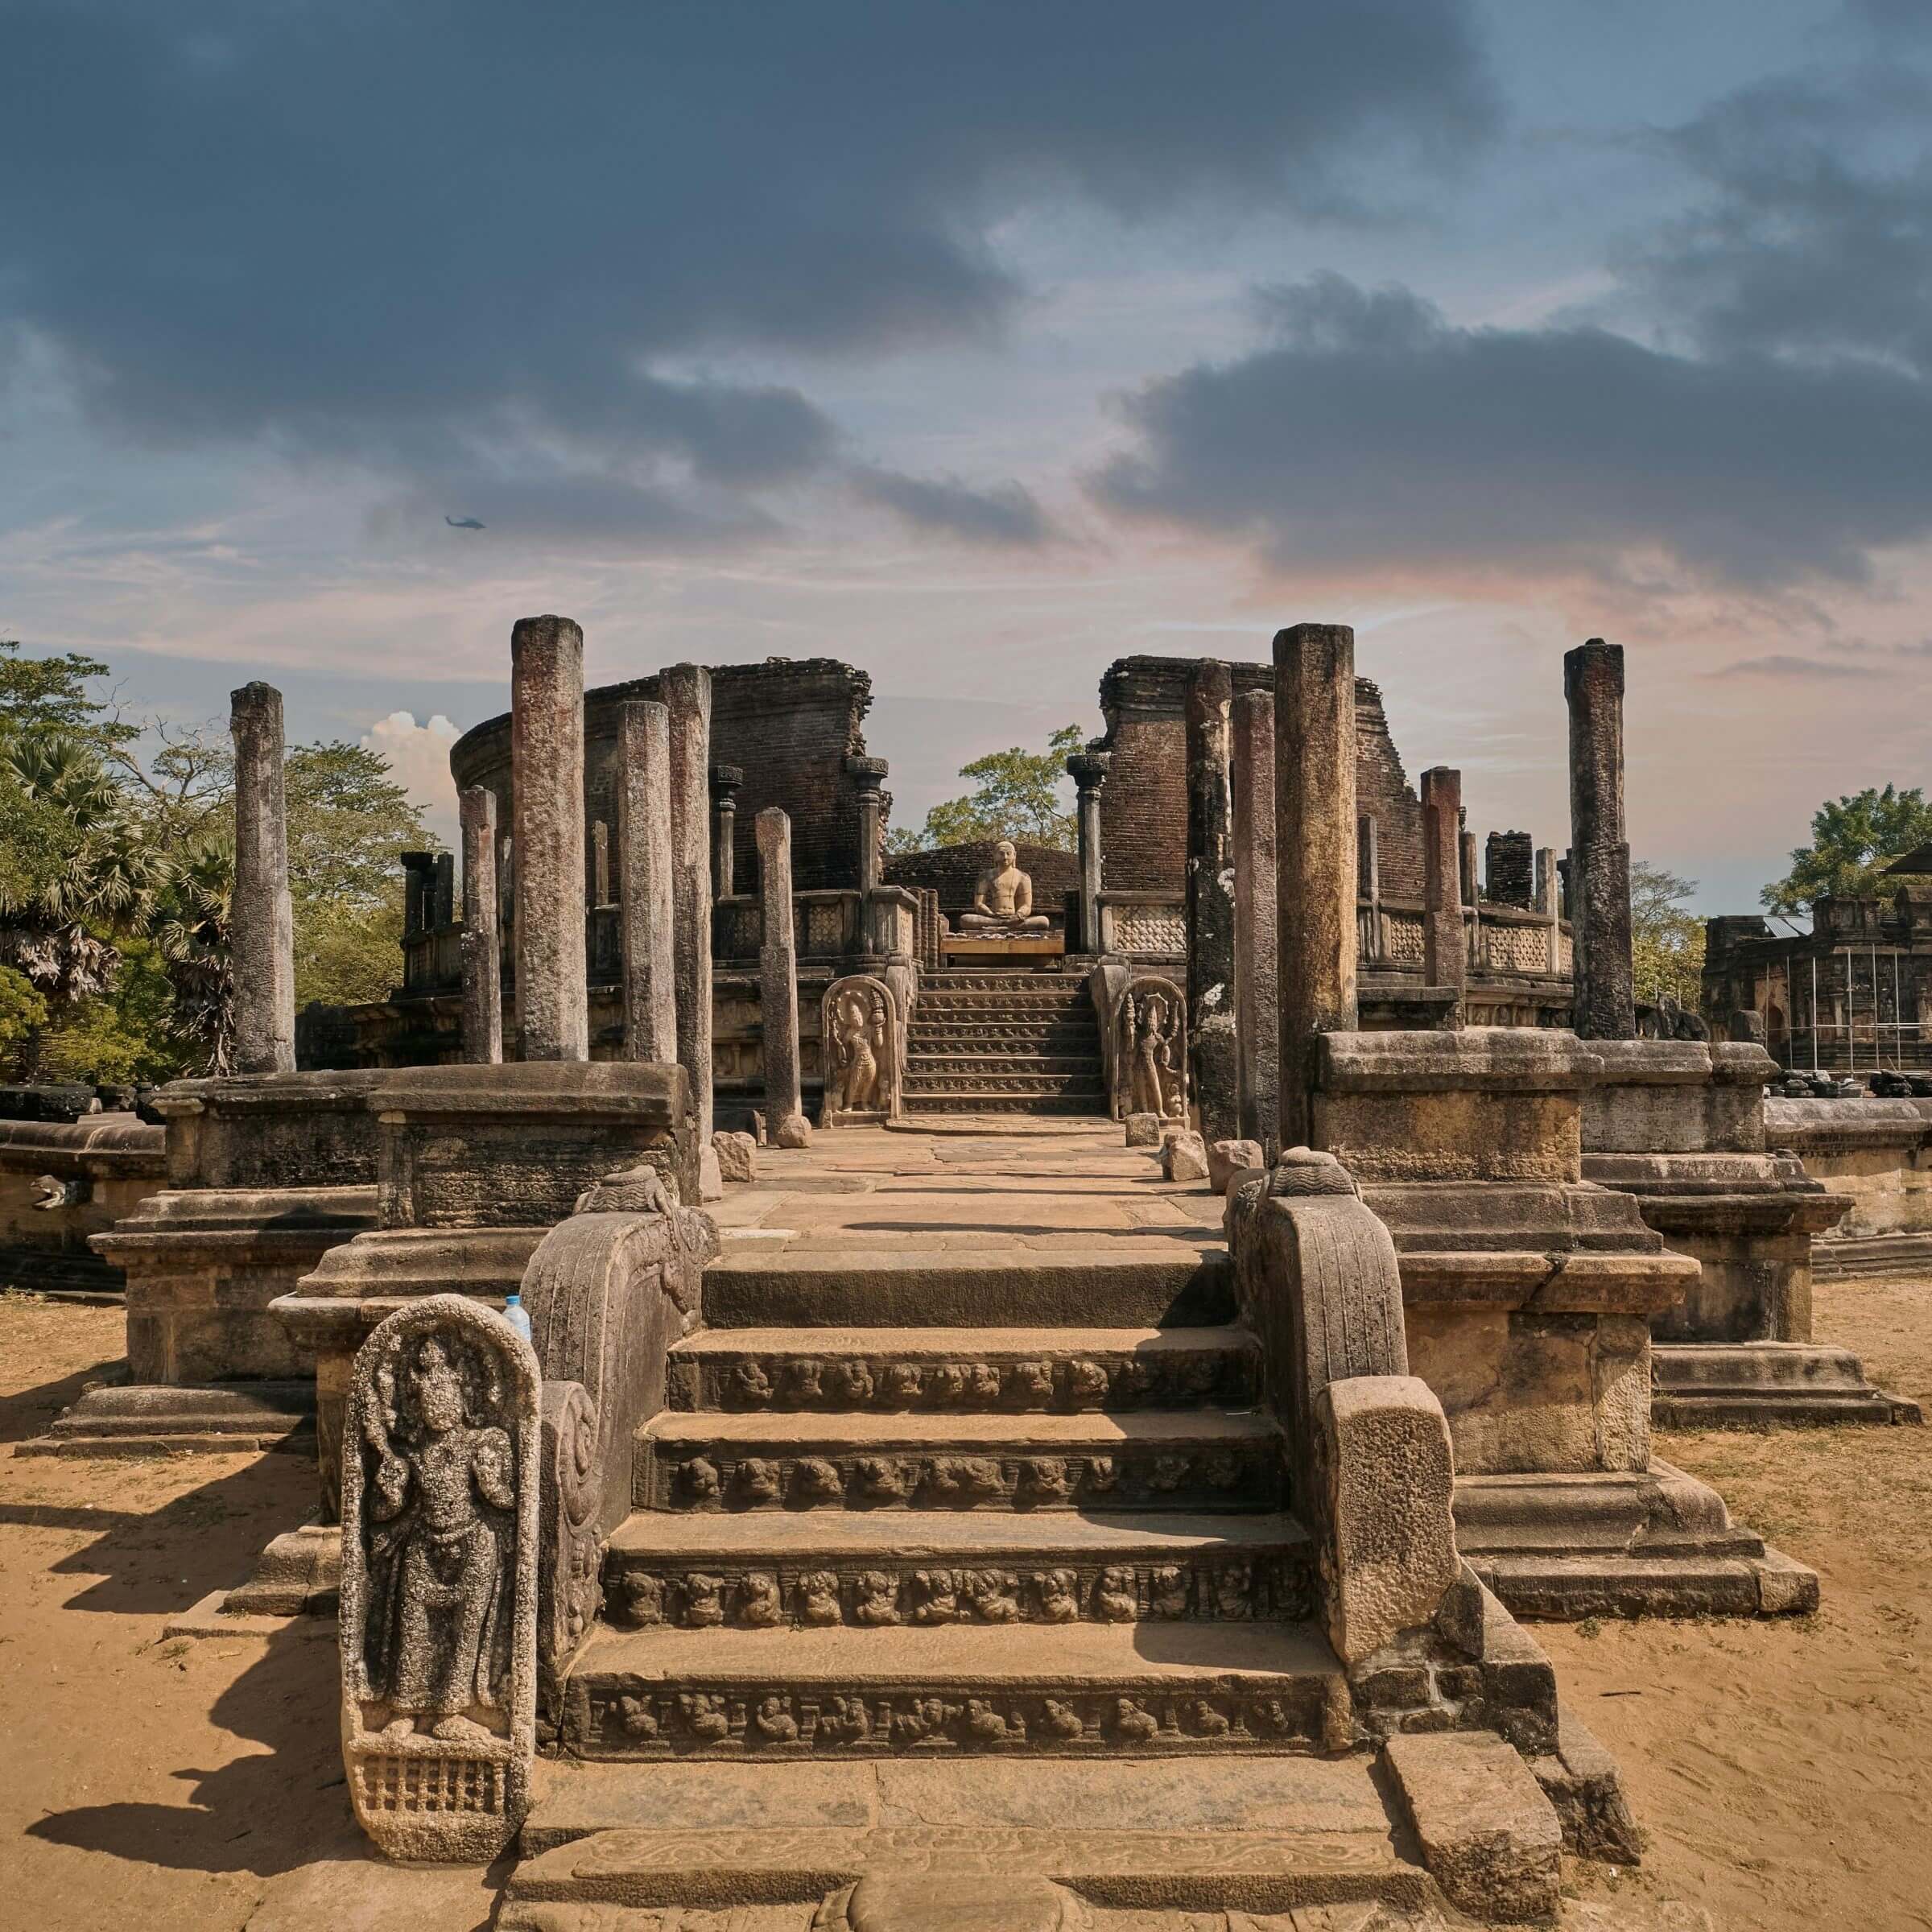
[884,840,1080,927]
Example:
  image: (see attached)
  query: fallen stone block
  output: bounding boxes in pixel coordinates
[711,1129,757,1184]
[1160,1129,1210,1183]
[1208,1137,1265,1193]
[1125,1112,1162,1148]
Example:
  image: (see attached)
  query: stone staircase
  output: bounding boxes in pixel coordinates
[902,972,1108,1117]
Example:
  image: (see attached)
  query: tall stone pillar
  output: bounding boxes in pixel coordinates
[756,807,811,1149]
[617,700,678,1063]
[459,786,502,1065]
[710,763,743,900]
[1274,624,1357,1150]
[1232,690,1278,1154]
[662,664,715,1149]
[1358,814,1382,961]
[1565,638,1636,1039]
[1422,767,1468,1010]
[1067,749,1111,955]
[847,755,890,898]
[399,851,436,939]
[1186,661,1239,1142]
[1538,846,1563,976]
[510,616,588,1062]
[230,682,295,1075]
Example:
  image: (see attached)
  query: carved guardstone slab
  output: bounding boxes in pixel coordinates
[820,975,901,1127]
[341,1294,538,1860]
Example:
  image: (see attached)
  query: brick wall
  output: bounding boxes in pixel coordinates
[1095,657,1423,899]
[1484,831,1535,909]
[884,840,1078,926]
[450,657,874,901]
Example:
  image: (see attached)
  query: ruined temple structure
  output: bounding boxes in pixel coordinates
[35,613,1923,1924]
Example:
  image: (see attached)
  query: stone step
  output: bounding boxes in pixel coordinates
[601,1509,1315,1633]
[558,1618,1348,1761]
[638,1410,1283,1513]
[912,994,1092,1014]
[17,1381,317,1458]
[506,1756,1427,1920]
[905,1028,1100,1051]
[703,1247,1235,1330]
[904,1055,1101,1077]
[901,1093,1111,1117]
[667,1325,1259,1413]
[901,1074,1108,1099]
[1649,1340,1922,1424]
[506,1756,1425,1919]
[919,974,1091,994]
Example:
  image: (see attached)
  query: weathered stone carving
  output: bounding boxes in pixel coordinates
[340,1295,537,1860]
[536,1380,600,1727]
[1112,975,1187,1121]
[958,839,1050,932]
[819,974,901,1126]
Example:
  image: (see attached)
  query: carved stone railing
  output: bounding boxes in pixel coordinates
[1097,890,1186,962]
[1357,897,1571,980]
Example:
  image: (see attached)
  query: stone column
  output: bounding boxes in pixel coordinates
[1358,814,1382,961]
[1565,638,1636,1039]
[756,807,811,1148]
[459,786,502,1064]
[510,615,589,1062]
[591,821,612,907]
[847,755,890,898]
[1186,661,1239,1142]
[1067,749,1111,955]
[1538,846,1562,976]
[230,682,295,1075]
[617,700,677,1063]
[662,664,715,1149]
[1274,624,1357,1150]
[399,852,436,939]
[710,763,743,901]
[1232,690,1279,1154]
[1421,767,1468,1012]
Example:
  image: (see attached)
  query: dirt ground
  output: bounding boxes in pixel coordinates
[2,1283,1929,1932]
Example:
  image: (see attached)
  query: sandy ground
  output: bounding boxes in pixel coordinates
[2,1281,1929,1932]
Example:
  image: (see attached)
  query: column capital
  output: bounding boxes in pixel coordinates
[708,761,744,803]
[1066,749,1112,793]
[844,753,890,796]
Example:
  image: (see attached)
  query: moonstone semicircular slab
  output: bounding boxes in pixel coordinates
[839,1871,1081,1932]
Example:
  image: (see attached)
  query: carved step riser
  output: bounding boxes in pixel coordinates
[902,1099,1108,1116]
[668,1351,1258,1414]
[908,1056,1101,1073]
[914,998,1092,1014]
[564,1682,1337,1761]
[920,977,1089,993]
[641,1449,1282,1514]
[601,1553,1315,1633]
[908,1034,1101,1051]
[902,1079,1108,1097]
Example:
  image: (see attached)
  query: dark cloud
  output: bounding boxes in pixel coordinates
[2,2,1493,541]
[850,467,1054,547]
[1092,272,1932,587]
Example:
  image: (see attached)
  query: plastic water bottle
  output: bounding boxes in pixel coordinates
[501,1291,534,1346]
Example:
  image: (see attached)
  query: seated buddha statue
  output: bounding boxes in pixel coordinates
[957,840,1050,932]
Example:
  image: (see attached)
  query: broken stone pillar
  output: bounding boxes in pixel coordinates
[510,617,588,1062]
[616,700,677,1064]
[591,821,611,907]
[847,754,890,897]
[662,666,715,1149]
[1421,766,1468,1013]
[1232,689,1278,1154]
[400,852,435,939]
[756,807,811,1148]
[1186,661,1239,1143]
[1459,828,1479,911]
[1067,749,1111,955]
[1359,813,1382,961]
[1538,846,1562,976]
[709,762,742,901]
[229,682,295,1075]
[1274,624,1357,1150]
[459,786,502,1065]
[1566,638,1636,1040]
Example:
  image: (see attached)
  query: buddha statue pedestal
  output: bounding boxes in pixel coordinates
[943,840,1064,964]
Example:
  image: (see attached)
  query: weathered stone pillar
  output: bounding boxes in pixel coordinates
[591,821,612,907]
[756,807,811,1148]
[1422,767,1468,1011]
[847,755,890,897]
[1274,624,1357,1150]
[617,700,677,1063]
[399,851,436,939]
[1538,846,1562,976]
[510,616,589,1062]
[710,762,743,901]
[230,682,295,1074]
[662,664,715,1146]
[1359,814,1382,961]
[1187,661,1239,1142]
[459,786,502,1064]
[1459,828,1478,911]
[1067,749,1111,955]
[1565,638,1636,1039]
[1232,690,1278,1154]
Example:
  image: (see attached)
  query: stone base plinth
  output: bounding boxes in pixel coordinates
[1813,1230,1932,1279]
[1652,1342,1922,1426]
[19,1379,315,1458]
[940,935,1065,964]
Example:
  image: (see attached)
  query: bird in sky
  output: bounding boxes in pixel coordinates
[444,515,485,530]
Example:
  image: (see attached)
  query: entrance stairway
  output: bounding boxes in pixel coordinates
[902,972,1108,1118]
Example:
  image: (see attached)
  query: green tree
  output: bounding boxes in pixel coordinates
[887,724,1085,853]
[1630,861,1705,1010]
[1761,785,1932,913]
[0,965,48,1075]
[0,638,139,760]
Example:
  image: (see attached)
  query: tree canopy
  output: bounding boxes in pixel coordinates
[1761,785,1932,914]
[887,724,1085,853]
[1629,860,1705,1011]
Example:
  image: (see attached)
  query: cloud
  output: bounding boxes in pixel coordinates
[363,711,460,844]
[2,2,1494,539]
[1706,654,1888,680]
[1091,271,1932,588]
[850,466,1055,547]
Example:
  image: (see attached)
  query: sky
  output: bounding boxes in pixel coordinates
[4,0,1930,910]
